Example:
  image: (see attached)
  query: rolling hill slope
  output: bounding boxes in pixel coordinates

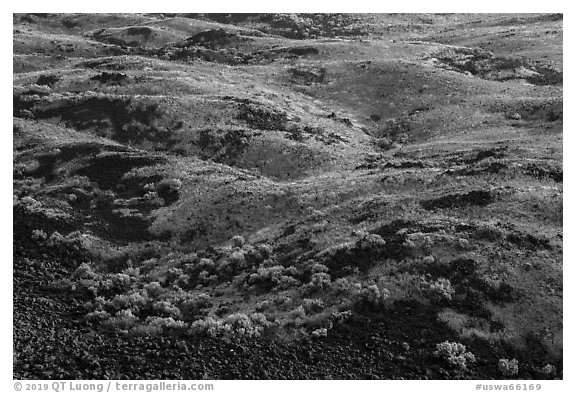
[13,13,562,380]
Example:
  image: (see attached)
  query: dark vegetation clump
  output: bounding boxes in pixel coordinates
[126,26,154,38]
[436,47,562,86]
[91,72,128,85]
[319,229,410,278]
[506,232,551,251]
[186,29,242,50]
[288,66,326,85]
[197,129,251,164]
[23,95,174,147]
[524,163,562,182]
[287,46,319,56]
[489,98,562,122]
[236,102,288,131]
[420,190,494,210]
[61,17,80,29]
[36,74,60,87]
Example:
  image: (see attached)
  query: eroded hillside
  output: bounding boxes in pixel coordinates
[13,13,562,380]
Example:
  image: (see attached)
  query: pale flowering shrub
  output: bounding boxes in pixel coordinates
[311,328,328,338]
[357,233,387,250]
[302,272,331,294]
[152,300,182,319]
[190,313,271,339]
[498,358,519,376]
[354,284,390,306]
[275,275,301,290]
[143,281,163,297]
[31,229,48,241]
[290,305,306,320]
[72,263,97,280]
[255,243,273,259]
[331,277,351,294]
[434,341,476,370]
[231,235,246,248]
[111,273,133,289]
[85,310,111,322]
[302,298,325,314]
[179,293,212,318]
[103,309,138,330]
[130,316,188,336]
[248,265,301,290]
[110,291,148,312]
[540,364,556,378]
[311,263,329,274]
[198,258,215,269]
[421,277,455,303]
[331,310,352,324]
[145,316,188,330]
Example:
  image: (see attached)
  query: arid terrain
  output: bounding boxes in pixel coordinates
[13,13,562,379]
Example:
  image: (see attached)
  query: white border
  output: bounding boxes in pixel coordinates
[3,2,570,391]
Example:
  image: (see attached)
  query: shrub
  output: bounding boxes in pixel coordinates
[422,255,435,264]
[198,258,215,269]
[217,251,247,276]
[231,235,245,248]
[155,178,182,203]
[498,358,519,376]
[110,291,148,312]
[255,243,273,259]
[72,263,97,280]
[145,316,188,330]
[290,305,306,320]
[421,277,455,303]
[434,341,476,370]
[331,277,351,294]
[248,265,300,290]
[143,281,164,297]
[311,328,328,338]
[302,298,325,314]
[190,313,271,339]
[85,310,110,322]
[273,295,293,309]
[353,284,390,307]
[130,316,188,336]
[111,273,133,290]
[179,294,212,318]
[243,246,264,266]
[228,250,246,267]
[31,229,48,241]
[540,364,556,378]
[302,272,331,294]
[357,233,387,250]
[331,310,352,324]
[103,309,138,330]
[130,323,163,336]
[255,300,271,312]
[311,263,329,274]
[152,300,182,318]
[275,275,301,290]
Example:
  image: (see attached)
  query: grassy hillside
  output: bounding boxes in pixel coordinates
[13,13,562,380]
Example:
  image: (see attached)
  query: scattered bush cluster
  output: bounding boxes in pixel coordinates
[420,277,455,303]
[57,234,285,339]
[190,313,271,339]
[248,265,301,291]
[434,341,476,370]
[498,358,519,376]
